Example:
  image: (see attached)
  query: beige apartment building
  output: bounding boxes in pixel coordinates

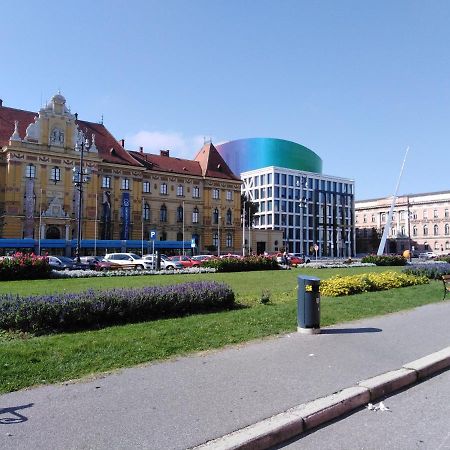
[355,191,450,255]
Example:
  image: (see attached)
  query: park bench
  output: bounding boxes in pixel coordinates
[442,275,450,300]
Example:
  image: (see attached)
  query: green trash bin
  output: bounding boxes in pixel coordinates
[297,275,321,334]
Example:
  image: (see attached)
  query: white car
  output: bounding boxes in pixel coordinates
[418,252,437,259]
[103,253,152,270]
[142,254,183,270]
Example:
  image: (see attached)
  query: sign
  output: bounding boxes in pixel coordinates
[191,238,196,248]
[150,230,157,240]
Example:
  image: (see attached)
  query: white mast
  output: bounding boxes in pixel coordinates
[377,147,409,255]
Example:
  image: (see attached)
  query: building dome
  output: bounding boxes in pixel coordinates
[215,138,322,175]
[51,93,66,105]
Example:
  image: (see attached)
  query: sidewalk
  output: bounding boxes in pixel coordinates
[1,301,450,450]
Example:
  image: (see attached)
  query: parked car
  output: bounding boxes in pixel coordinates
[219,253,241,259]
[191,255,215,265]
[290,253,311,264]
[418,252,438,259]
[142,254,183,270]
[103,253,152,270]
[48,255,88,271]
[78,256,114,271]
[169,255,201,268]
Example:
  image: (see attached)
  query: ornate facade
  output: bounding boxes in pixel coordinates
[355,192,450,255]
[0,94,242,255]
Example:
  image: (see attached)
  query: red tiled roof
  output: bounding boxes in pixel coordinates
[193,142,241,181]
[129,150,203,176]
[0,105,141,167]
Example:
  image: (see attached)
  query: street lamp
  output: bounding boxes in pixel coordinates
[73,137,91,263]
[217,213,221,257]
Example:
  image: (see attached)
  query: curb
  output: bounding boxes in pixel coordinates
[191,346,450,450]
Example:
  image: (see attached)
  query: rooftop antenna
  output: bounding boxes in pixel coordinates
[377,146,410,256]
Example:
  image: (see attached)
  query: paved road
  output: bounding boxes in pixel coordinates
[1,302,450,449]
[276,370,450,450]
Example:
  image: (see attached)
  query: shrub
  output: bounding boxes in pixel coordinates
[0,281,235,334]
[361,254,407,266]
[0,253,51,281]
[320,271,428,297]
[403,263,450,280]
[203,256,279,273]
[436,256,450,264]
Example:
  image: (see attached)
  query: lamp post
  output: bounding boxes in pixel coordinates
[407,197,412,262]
[73,137,91,263]
[217,212,221,257]
[182,200,185,256]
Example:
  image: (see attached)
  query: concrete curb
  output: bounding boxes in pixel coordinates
[191,346,450,450]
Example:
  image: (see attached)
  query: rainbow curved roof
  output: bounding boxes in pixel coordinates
[215,138,322,175]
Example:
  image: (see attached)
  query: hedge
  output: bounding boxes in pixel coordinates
[0,281,235,334]
[203,255,279,272]
[361,255,407,266]
[320,271,428,297]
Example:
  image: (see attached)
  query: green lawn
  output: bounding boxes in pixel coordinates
[0,266,444,394]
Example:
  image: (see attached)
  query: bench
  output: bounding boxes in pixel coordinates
[442,275,450,300]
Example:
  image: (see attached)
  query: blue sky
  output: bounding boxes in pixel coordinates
[2,0,449,200]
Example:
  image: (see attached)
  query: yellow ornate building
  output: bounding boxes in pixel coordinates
[0,94,242,255]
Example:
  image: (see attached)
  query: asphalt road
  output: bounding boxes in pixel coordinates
[2,302,450,449]
[276,370,450,450]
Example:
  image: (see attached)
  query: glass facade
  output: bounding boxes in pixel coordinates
[242,167,355,257]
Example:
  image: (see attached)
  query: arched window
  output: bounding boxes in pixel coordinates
[143,203,150,220]
[50,166,61,184]
[177,205,183,222]
[413,226,417,236]
[192,207,199,224]
[160,204,167,222]
[26,164,36,178]
[213,232,218,247]
[423,224,428,236]
[446,241,450,250]
[226,232,233,248]
[445,224,450,235]
[400,226,405,236]
[213,208,219,224]
[434,224,439,236]
[434,241,440,250]
[226,208,232,225]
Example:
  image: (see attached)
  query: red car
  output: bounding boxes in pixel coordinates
[169,255,201,268]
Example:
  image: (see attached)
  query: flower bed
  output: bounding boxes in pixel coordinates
[307,262,376,269]
[50,266,216,278]
[0,253,51,281]
[0,281,235,334]
[403,263,450,280]
[320,271,428,297]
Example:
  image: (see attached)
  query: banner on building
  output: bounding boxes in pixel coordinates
[121,192,130,239]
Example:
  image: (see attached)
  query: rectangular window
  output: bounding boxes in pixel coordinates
[267,187,272,198]
[260,174,265,185]
[226,190,232,201]
[212,188,220,199]
[177,185,184,196]
[160,183,168,195]
[143,181,150,193]
[281,174,287,185]
[26,164,36,178]
[434,209,438,218]
[192,186,200,198]
[274,173,279,184]
[121,178,130,190]
[267,200,272,211]
[102,176,111,188]
[254,176,259,187]
[267,173,272,184]
[288,175,293,186]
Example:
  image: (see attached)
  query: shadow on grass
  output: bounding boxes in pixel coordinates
[321,327,382,334]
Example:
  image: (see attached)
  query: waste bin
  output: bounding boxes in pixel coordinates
[297,275,321,334]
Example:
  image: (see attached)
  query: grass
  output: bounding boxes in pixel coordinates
[0,265,444,394]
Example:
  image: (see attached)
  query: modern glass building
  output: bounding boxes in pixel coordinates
[216,138,355,257]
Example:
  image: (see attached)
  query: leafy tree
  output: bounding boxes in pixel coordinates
[241,194,259,227]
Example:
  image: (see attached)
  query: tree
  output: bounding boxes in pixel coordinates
[241,194,259,227]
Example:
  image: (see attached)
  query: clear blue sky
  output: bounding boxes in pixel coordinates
[2,0,449,200]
